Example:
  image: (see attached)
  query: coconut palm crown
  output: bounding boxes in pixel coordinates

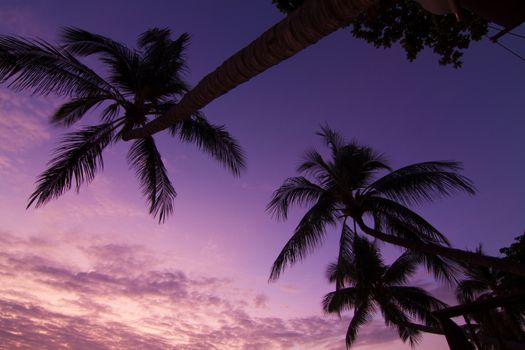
[0,28,245,222]
[456,246,504,304]
[323,234,446,348]
[267,126,476,282]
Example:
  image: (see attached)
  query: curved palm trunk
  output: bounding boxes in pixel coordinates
[356,218,525,277]
[403,322,444,335]
[122,0,378,140]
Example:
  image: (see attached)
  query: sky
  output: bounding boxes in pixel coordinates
[0,1,524,349]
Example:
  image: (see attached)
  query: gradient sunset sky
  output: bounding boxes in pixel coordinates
[0,1,524,349]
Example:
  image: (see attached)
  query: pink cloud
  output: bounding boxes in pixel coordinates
[0,89,52,154]
[0,231,408,349]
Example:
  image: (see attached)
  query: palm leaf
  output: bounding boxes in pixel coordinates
[410,249,459,283]
[389,286,447,328]
[383,252,419,285]
[363,196,450,245]
[51,95,110,126]
[332,143,390,190]
[456,279,492,303]
[367,161,475,206]
[138,29,189,98]
[351,235,386,285]
[127,136,176,223]
[61,27,140,94]
[100,102,122,122]
[378,299,421,347]
[345,302,373,348]
[322,287,358,315]
[297,149,336,187]
[137,28,173,49]
[334,223,356,289]
[326,259,355,287]
[266,176,325,220]
[269,193,337,281]
[317,125,346,156]
[27,122,116,208]
[171,113,245,176]
[0,35,115,97]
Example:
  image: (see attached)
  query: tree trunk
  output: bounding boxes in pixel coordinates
[403,322,444,335]
[122,0,378,140]
[356,218,525,277]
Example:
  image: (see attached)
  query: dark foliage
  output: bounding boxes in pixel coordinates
[272,0,488,67]
[0,28,245,222]
[323,235,446,348]
[268,126,474,281]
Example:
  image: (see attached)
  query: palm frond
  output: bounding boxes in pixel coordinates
[383,252,419,285]
[345,302,374,349]
[100,102,121,122]
[137,28,172,49]
[61,27,140,94]
[0,35,115,97]
[363,196,450,245]
[351,235,385,285]
[171,113,245,176]
[51,95,110,126]
[367,161,476,206]
[378,299,421,347]
[27,122,116,208]
[413,250,459,283]
[127,136,176,223]
[326,260,355,286]
[390,286,447,328]
[322,287,358,315]
[137,30,190,99]
[266,176,325,220]
[333,143,390,190]
[317,125,346,156]
[456,279,492,303]
[269,193,337,281]
[297,149,336,186]
[456,247,499,303]
[334,223,356,289]
[61,27,133,59]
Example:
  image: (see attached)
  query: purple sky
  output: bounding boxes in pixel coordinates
[0,1,524,349]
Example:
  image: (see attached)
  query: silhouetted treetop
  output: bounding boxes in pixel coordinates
[272,0,487,67]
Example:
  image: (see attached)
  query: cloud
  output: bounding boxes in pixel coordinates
[0,90,53,153]
[0,299,172,350]
[0,231,405,349]
[253,293,269,308]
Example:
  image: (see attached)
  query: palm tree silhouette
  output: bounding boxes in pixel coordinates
[323,234,445,348]
[267,126,525,279]
[123,0,377,140]
[456,247,525,344]
[0,28,245,222]
[456,247,504,304]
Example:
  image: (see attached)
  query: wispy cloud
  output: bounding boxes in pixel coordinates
[0,231,403,349]
[0,89,52,156]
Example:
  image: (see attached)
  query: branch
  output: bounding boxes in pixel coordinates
[403,322,444,335]
[356,218,525,277]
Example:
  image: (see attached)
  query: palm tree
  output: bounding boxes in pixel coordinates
[267,126,525,279]
[123,0,516,140]
[0,28,245,222]
[456,247,525,346]
[456,247,504,304]
[122,0,378,140]
[323,234,445,348]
